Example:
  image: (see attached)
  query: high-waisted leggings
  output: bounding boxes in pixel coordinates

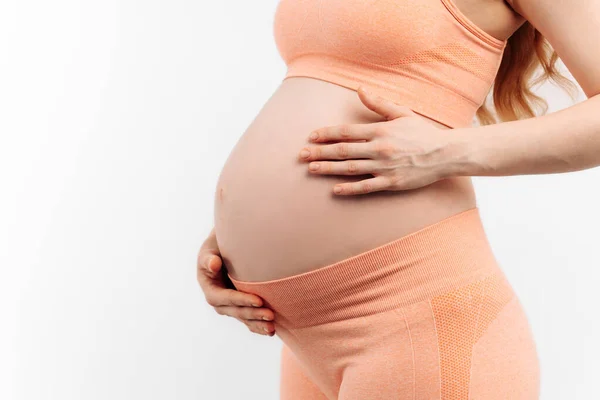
[229,207,540,399]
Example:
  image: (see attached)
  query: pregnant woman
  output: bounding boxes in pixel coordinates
[199,0,600,398]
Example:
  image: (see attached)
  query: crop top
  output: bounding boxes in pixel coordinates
[273,0,508,128]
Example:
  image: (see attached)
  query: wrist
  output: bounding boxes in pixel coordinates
[440,127,486,178]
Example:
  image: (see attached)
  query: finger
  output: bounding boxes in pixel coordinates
[357,86,417,120]
[215,305,275,321]
[308,122,382,143]
[244,320,276,336]
[202,254,222,277]
[298,142,375,162]
[198,236,222,276]
[196,257,225,287]
[202,283,265,308]
[333,176,390,196]
[308,160,379,176]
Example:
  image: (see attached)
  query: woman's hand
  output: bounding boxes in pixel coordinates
[197,229,276,336]
[297,86,467,195]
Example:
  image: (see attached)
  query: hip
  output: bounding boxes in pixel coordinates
[229,207,539,399]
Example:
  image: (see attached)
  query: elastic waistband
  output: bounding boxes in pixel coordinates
[228,207,502,328]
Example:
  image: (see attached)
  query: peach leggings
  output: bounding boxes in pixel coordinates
[229,208,540,399]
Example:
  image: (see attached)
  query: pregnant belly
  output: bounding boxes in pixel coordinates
[214,77,477,282]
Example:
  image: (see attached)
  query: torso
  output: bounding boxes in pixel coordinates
[213,0,525,282]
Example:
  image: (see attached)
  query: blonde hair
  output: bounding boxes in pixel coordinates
[476,21,579,126]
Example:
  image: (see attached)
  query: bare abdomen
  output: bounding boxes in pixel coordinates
[214,77,476,282]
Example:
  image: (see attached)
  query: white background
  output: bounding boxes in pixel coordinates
[1,1,598,399]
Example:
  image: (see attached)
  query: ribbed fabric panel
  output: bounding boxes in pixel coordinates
[229,207,501,328]
[273,0,507,128]
[284,53,481,128]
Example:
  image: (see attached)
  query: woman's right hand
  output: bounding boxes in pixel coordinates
[197,228,276,336]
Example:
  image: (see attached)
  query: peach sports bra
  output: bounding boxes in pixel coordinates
[273,0,508,128]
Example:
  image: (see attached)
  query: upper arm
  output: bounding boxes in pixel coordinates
[509,0,600,98]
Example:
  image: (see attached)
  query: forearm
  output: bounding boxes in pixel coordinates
[448,93,600,177]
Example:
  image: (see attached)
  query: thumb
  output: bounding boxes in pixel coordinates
[206,254,223,275]
[357,86,416,120]
[199,249,223,277]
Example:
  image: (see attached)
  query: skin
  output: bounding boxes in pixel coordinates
[298,88,471,194]
[199,0,600,336]
[197,227,276,336]
[213,77,476,284]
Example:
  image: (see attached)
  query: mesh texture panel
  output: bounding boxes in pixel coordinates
[390,42,495,82]
[431,271,515,399]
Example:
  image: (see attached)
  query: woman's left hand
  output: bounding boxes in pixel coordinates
[297,86,468,195]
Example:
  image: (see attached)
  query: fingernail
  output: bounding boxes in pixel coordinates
[309,163,319,171]
[299,149,310,158]
[262,316,272,321]
[334,186,343,194]
[263,327,270,332]
[252,303,261,307]
[309,132,319,141]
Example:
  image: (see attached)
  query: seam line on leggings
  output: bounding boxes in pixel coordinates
[468,276,488,400]
[427,298,442,399]
[401,308,417,400]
